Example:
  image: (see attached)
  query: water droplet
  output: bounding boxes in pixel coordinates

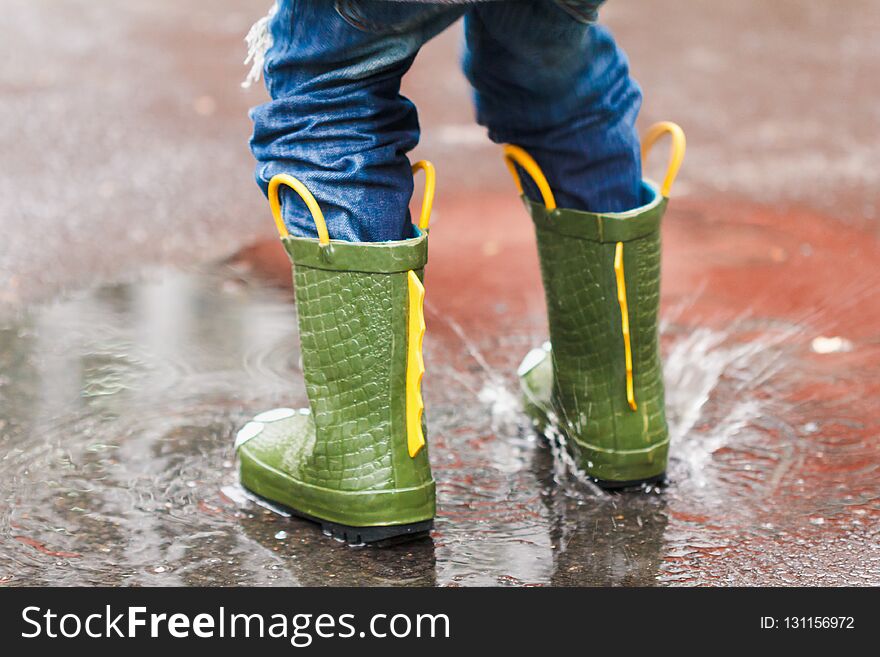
[811,336,853,354]
[254,407,297,423]
[234,421,265,448]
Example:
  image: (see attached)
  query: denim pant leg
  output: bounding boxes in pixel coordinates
[463,1,644,212]
[250,0,462,242]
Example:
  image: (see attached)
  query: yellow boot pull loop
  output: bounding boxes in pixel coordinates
[268,174,330,245]
[641,121,686,198]
[411,160,436,231]
[502,145,557,210]
[268,163,436,242]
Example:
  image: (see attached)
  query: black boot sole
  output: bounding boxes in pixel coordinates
[246,488,433,546]
[590,472,667,491]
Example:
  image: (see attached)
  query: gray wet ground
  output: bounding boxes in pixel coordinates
[1,261,877,586]
[2,1,879,586]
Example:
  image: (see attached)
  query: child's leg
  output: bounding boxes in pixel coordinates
[250,0,463,242]
[463,1,643,212]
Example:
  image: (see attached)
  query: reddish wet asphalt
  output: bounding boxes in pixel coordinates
[1,1,878,585]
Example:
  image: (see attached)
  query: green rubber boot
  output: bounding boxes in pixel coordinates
[235,164,437,543]
[508,122,686,488]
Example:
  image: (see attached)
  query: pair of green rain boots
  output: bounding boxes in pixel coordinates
[235,123,686,544]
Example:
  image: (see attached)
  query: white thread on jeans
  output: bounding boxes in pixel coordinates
[242,3,278,89]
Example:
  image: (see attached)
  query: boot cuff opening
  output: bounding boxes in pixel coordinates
[281,229,428,273]
[525,180,667,243]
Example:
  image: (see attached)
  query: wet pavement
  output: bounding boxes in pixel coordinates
[1,1,879,586]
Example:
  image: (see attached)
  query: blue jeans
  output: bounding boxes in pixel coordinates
[250,0,643,242]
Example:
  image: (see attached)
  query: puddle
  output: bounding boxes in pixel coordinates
[0,260,877,586]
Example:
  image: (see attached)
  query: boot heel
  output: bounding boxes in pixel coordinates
[592,473,666,491]
[318,519,434,546]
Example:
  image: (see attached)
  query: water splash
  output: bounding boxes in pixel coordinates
[477,379,520,435]
[663,322,793,487]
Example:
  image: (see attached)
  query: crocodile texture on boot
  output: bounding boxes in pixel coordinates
[236,232,435,543]
[519,181,669,486]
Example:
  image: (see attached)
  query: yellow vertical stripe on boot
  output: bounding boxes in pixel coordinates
[614,242,637,411]
[406,270,426,457]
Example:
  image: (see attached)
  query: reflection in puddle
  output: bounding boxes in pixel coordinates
[0,266,874,586]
